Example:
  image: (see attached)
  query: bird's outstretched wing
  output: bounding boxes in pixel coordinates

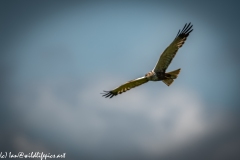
[154,23,193,72]
[102,77,149,98]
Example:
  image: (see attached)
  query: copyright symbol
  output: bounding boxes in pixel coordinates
[18,152,24,158]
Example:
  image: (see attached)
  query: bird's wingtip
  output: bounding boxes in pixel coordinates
[101,90,116,98]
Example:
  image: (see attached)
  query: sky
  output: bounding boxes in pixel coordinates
[1,0,240,160]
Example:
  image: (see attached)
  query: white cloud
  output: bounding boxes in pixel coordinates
[13,75,227,158]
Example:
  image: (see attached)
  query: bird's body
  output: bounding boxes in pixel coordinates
[145,70,175,81]
[102,23,193,98]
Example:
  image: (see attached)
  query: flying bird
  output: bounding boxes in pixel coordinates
[102,23,193,98]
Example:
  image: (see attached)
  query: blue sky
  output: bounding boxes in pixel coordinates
[1,1,240,160]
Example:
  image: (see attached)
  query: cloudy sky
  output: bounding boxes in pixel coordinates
[1,0,240,160]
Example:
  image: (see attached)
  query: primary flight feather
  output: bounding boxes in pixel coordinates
[102,23,193,98]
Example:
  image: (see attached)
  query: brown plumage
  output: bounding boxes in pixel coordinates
[102,23,193,98]
[154,23,193,72]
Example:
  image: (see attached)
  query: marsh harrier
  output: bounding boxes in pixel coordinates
[102,23,193,98]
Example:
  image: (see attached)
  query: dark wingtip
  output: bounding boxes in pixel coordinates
[100,91,109,94]
[176,22,193,38]
[101,90,116,99]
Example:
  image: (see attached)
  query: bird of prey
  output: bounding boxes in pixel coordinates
[102,23,193,98]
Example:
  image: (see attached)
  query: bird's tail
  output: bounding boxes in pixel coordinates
[162,68,181,86]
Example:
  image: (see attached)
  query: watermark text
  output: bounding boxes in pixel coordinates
[0,152,66,160]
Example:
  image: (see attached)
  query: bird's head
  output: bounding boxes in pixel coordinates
[145,71,154,77]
